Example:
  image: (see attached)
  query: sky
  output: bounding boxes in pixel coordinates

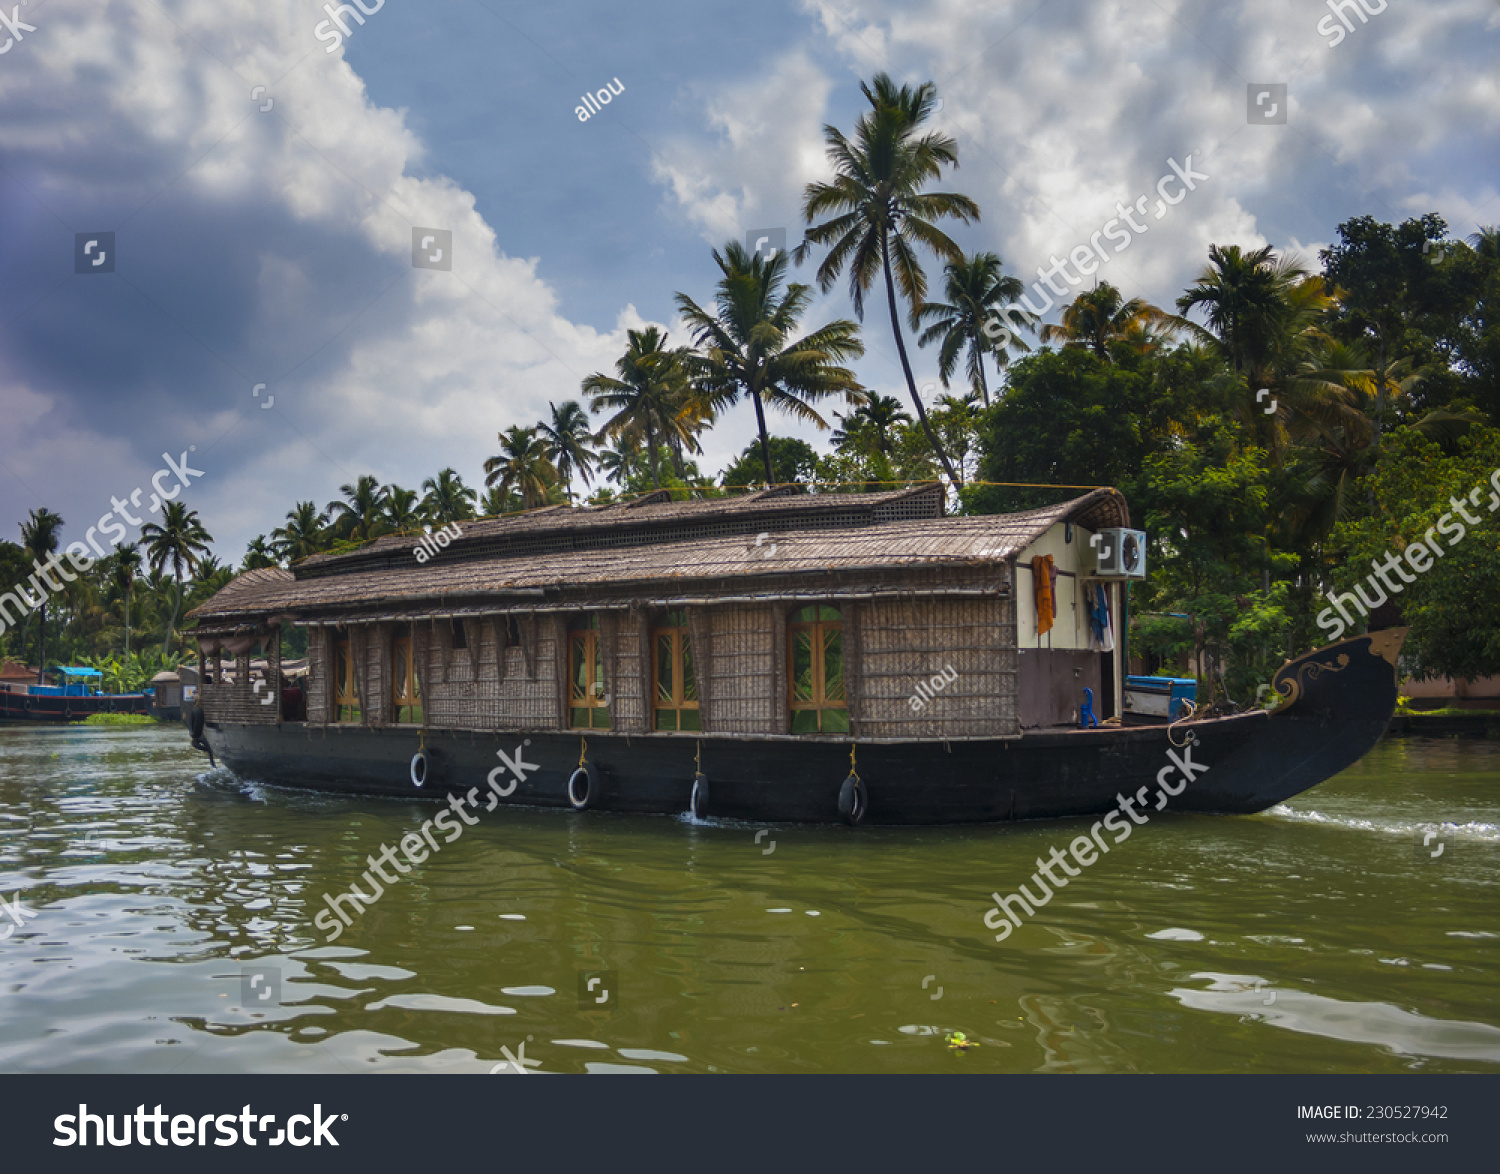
[1,0,1497,564]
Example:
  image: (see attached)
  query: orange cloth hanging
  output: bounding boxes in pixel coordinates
[1033,554,1056,636]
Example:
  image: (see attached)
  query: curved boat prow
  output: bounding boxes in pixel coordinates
[1188,627,1407,814]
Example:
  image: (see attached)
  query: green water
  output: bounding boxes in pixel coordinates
[0,725,1496,1074]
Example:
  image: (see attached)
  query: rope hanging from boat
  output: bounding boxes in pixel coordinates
[694,740,702,774]
[848,741,860,783]
[1168,700,1200,747]
[578,736,588,768]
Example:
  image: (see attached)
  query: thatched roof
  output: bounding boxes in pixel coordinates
[188,486,1128,628]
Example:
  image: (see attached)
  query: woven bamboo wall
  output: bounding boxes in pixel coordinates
[610,611,648,733]
[197,635,281,726]
[306,628,328,724]
[705,605,777,733]
[856,597,1018,738]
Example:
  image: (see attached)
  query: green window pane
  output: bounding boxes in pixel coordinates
[571,706,589,728]
[654,708,677,731]
[820,707,850,733]
[790,709,821,733]
[592,706,612,730]
[682,637,697,702]
[570,638,588,700]
[791,631,814,701]
[656,635,674,702]
[680,708,701,732]
[823,628,845,701]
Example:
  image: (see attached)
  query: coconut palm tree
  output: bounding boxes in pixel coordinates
[676,241,867,485]
[420,467,478,524]
[110,544,143,655]
[533,401,597,502]
[795,73,979,483]
[274,502,328,563]
[139,501,213,659]
[582,327,697,491]
[382,484,424,533]
[1176,245,1309,376]
[831,392,911,459]
[325,475,388,543]
[478,485,515,517]
[483,426,557,509]
[914,252,1030,404]
[1039,283,1176,362]
[18,508,64,682]
[241,536,279,571]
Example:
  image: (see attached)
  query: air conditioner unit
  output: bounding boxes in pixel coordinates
[1091,528,1147,579]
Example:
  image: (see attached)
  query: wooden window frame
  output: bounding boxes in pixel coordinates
[651,610,700,732]
[391,631,423,724]
[332,635,361,724]
[787,605,848,734]
[568,614,611,730]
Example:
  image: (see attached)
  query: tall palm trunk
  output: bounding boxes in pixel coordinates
[881,237,959,484]
[646,419,661,489]
[750,387,775,485]
[124,586,131,657]
[163,575,182,659]
[971,331,990,407]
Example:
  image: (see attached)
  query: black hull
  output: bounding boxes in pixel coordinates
[197,630,1405,825]
[0,691,151,725]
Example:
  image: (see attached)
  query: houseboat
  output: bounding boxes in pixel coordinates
[182,486,1402,825]
[0,665,152,724]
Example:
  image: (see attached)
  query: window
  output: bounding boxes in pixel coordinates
[568,614,611,729]
[332,635,361,723]
[652,610,700,732]
[451,618,467,650]
[392,632,423,724]
[788,605,848,733]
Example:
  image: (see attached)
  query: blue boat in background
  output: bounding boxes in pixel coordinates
[0,665,151,725]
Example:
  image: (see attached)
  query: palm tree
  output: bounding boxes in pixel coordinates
[1176,245,1308,376]
[483,426,557,509]
[1039,283,1176,362]
[478,485,515,517]
[420,468,478,524]
[274,502,328,563]
[795,73,979,483]
[831,392,911,459]
[595,436,638,489]
[18,508,64,682]
[535,401,597,502]
[111,544,142,655]
[582,327,696,490]
[325,475,388,543]
[914,252,1030,404]
[675,241,866,485]
[139,501,213,659]
[383,484,424,533]
[241,536,278,571]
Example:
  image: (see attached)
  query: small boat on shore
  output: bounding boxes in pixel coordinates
[182,486,1404,825]
[0,666,152,725]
